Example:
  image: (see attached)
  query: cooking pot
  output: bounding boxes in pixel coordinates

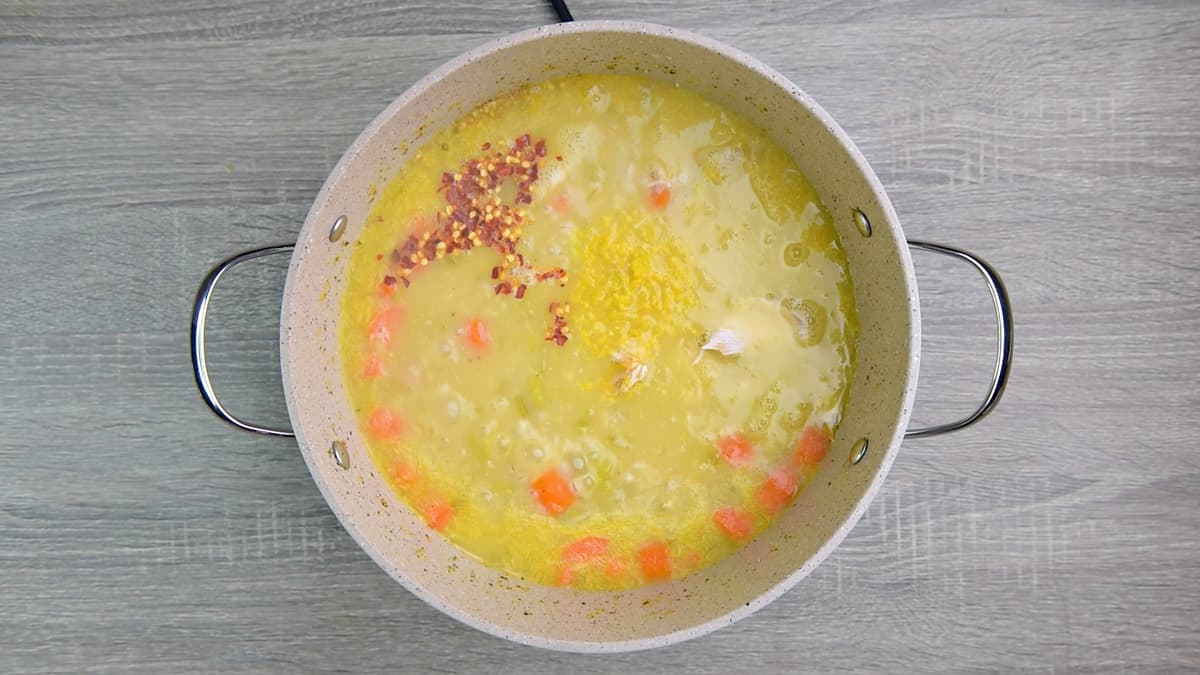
[190,21,1013,652]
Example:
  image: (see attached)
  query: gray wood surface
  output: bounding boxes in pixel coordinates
[2,0,1198,672]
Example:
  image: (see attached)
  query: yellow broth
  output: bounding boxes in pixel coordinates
[339,74,858,590]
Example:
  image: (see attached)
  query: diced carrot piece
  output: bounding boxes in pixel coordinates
[793,425,831,466]
[717,433,755,466]
[532,468,576,516]
[713,506,753,541]
[648,182,671,210]
[551,192,570,215]
[461,317,491,353]
[423,498,454,531]
[638,541,672,581]
[390,460,419,485]
[604,556,629,579]
[562,536,609,564]
[377,275,400,296]
[556,565,576,587]
[361,353,384,379]
[367,407,405,440]
[367,306,405,346]
[756,466,800,514]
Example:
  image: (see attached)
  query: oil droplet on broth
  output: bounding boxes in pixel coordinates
[784,242,807,267]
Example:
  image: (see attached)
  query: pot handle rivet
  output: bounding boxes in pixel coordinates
[852,208,872,237]
[331,441,350,469]
[329,215,348,242]
[849,438,868,465]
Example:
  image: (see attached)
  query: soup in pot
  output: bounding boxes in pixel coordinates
[339,73,858,590]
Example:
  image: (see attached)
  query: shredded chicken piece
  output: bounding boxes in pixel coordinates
[613,352,650,392]
[692,328,745,363]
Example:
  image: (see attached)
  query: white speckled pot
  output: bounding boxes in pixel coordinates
[281,21,918,652]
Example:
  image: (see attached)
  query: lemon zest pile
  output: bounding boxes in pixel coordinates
[569,211,699,365]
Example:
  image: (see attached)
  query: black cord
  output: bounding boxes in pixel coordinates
[549,0,574,22]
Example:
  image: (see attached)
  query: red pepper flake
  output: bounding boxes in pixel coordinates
[546,302,569,346]
[375,253,384,261]
[535,267,566,283]
[555,155,563,162]
[375,133,574,343]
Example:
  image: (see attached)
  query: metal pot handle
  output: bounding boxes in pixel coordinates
[191,241,1012,440]
[190,245,297,437]
[904,240,1014,438]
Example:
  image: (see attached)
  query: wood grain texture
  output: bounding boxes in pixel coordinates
[1,0,1198,672]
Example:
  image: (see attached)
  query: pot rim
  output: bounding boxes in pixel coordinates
[281,19,919,652]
